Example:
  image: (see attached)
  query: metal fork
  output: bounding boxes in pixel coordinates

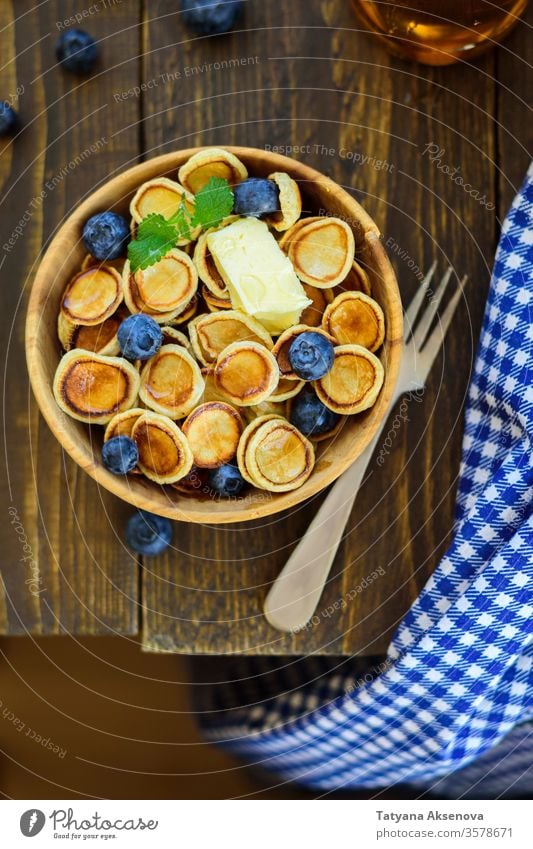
[264,263,466,633]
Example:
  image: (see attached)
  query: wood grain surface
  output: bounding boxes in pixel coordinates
[1,0,531,653]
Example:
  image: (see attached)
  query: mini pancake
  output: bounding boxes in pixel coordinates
[236,414,284,486]
[200,367,232,404]
[214,341,279,407]
[278,216,323,252]
[267,172,302,232]
[123,250,198,320]
[192,218,239,298]
[247,399,288,420]
[314,344,384,415]
[169,294,199,325]
[286,217,355,288]
[53,349,140,425]
[104,407,145,441]
[193,310,273,364]
[268,377,304,402]
[171,465,209,496]
[139,344,204,419]
[322,291,385,352]
[245,419,315,493]
[178,147,248,194]
[130,178,199,245]
[61,265,123,326]
[335,259,372,296]
[299,284,334,327]
[160,326,191,350]
[272,324,335,380]
[81,253,125,274]
[193,231,228,297]
[182,401,243,468]
[58,307,126,356]
[202,285,232,312]
[131,411,193,484]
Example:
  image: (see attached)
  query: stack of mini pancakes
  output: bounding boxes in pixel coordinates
[53,148,386,496]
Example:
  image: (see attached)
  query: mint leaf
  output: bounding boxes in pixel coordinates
[127,177,234,272]
[128,214,179,272]
[192,177,234,230]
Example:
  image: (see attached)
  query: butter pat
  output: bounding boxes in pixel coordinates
[206,218,312,333]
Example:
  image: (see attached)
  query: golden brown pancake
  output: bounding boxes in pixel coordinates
[202,285,232,312]
[178,147,248,194]
[214,341,279,406]
[53,349,140,424]
[160,326,191,350]
[245,419,315,492]
[287,217,355,288]
[236,414,284,486]
[130,178,198,245]
[300,284,333,327]
[123,249,197,319]
[61,265,123,326]
[278,216,323,252]
[314,344,384,414]
[131,411,193,484]
[139,344,204,419]
[104,407,145,441]
[268,377,304,402]
[334,259,372,296]
[182,402,243,468]
[193,310,273,364]
[267,172,302,232]
[322,292,385,352]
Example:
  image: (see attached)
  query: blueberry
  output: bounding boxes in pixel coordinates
[102,435,139,475]
[181,0,243,35]
[56,29,98,74]
[118,314,162,361]
[125,510,173,557]
[0,102,18,136]
[290,389,340,437]
[82,211,130,261]
[232,178,280,218]
[288,332,335,381]
[208,464,246,497]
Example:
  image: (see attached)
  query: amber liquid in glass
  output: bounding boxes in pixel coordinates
[351,0,528,64]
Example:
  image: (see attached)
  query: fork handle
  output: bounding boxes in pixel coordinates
[263,427,384,633]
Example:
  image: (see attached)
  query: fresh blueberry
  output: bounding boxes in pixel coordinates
[125,510,173,557]
[82,211,130,261]
[102,435,139,475]
[208,464,246,497]
[232,178,280,218]
[288,331,335,381]
[290,389,340,437]
[56,29,98,74]
[0,102,18,136]
[118,314,162,361]
[181,0,243,35]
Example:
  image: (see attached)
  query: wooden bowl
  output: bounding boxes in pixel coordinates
[26,147,402,524]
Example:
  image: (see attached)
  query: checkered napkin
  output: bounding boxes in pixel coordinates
[201,165,533,794]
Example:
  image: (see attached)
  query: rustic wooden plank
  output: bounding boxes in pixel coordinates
[496,4,532,216]
[140,0,499,654]
[0,1,142,634]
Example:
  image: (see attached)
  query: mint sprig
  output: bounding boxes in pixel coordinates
[128,177,234,272]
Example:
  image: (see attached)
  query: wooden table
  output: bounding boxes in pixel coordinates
[1,1,531,654]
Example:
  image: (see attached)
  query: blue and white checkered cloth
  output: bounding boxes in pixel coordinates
[201,165,533,797]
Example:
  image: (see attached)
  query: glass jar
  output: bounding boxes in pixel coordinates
[351,0,528,65]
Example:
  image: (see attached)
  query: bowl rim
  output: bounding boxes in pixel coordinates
[26,146,403,523]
